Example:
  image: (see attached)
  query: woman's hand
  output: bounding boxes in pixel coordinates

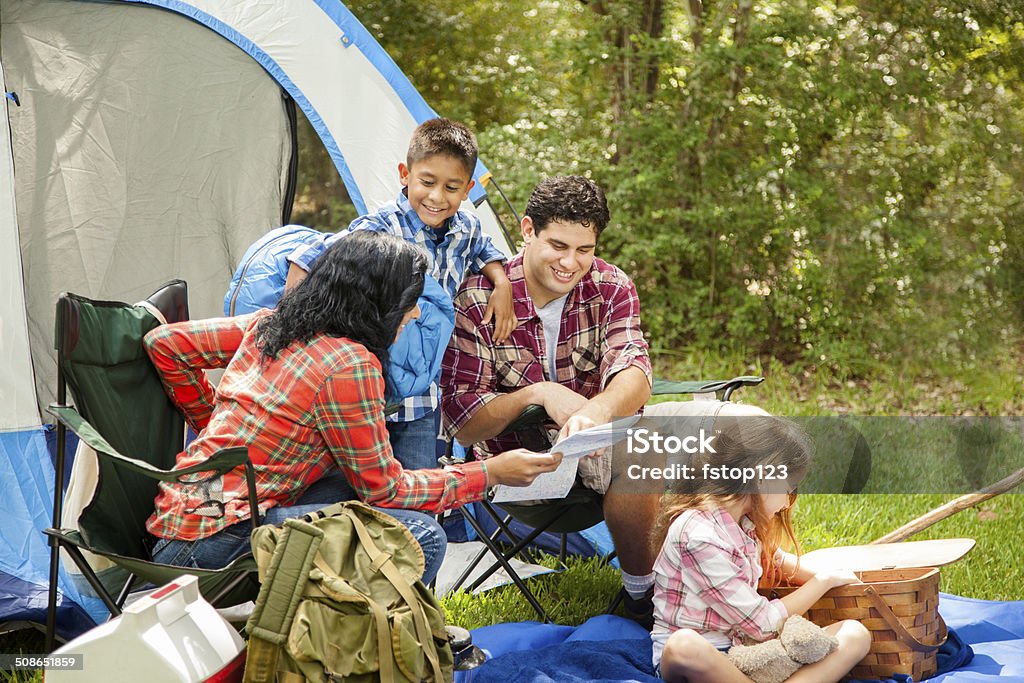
[485,449,563,487]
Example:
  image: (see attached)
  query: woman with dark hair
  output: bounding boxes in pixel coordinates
[145,232,560,582]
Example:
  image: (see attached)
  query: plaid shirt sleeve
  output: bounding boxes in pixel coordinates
[466,219,506,273]
[599,269,653,389]
[144,315,251,433]
[675,535,789,642]
[346,212,399,237]
[287,231,340,271]
[314,356,488,511]
[439,283,500,439]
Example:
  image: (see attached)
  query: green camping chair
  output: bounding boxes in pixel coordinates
[445,376,764,622]
[44,281,260,649]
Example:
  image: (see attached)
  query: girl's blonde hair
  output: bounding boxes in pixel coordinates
[649,413,813,586]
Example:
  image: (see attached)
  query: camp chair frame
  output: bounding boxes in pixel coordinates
[444,376,764,622]
[44,281,260,649]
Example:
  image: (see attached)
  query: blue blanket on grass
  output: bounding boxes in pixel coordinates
[457,594,1023,682]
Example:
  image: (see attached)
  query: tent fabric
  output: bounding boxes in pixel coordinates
[457,594,1022,682]
[0,57,38,432]
[0,569,96,641]
[0,429,105,633]
[4,0,291,414]
[129,0,512,254]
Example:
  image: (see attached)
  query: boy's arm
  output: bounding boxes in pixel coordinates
[284,230,340,292]
[467,227,507,274]
[478,261,515,343]
[285,262,308,292]
[283,210,397,293]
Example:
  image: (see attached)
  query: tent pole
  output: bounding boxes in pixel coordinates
[281,93,299,226]
[45,345,67,651]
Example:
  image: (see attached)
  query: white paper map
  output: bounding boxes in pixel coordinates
[490,415,641,503]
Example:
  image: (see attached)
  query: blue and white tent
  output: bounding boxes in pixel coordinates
[0,0,512,636]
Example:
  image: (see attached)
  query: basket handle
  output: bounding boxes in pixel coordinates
[863,585,948,653]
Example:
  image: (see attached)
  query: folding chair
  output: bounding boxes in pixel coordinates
[445,376,764,622]
[44,280,260,649]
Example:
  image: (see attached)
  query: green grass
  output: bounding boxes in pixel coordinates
[441,353,1024,628]
[4,351,1023,682]
[0,629,47,683]
[441,492,1024,630]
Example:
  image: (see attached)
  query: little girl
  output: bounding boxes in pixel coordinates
[649,409,871,682]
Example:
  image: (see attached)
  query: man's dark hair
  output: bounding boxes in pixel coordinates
[524,175,610,236]
[407,118,478,178]
[256,232,427,394]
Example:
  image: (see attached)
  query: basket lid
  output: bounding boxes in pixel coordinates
[801,538,976,572]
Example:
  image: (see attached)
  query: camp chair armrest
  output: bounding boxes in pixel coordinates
[499,404,549,437]
[47,404,250,481]
[496,376,765,438]
[650,375,764,399]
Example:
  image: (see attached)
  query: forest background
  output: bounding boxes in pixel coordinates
[293,0,1024,413]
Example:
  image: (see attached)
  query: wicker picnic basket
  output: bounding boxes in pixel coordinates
[764,567,947,681]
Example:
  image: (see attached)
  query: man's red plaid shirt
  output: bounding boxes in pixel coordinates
[441,253,652,457]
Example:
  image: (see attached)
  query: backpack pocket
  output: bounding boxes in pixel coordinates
[391,608,428,680]
[288,599,379,679]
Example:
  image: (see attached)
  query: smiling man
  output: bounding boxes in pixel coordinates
[440,175,658,626]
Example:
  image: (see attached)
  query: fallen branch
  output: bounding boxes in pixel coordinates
[872,466,1024,544]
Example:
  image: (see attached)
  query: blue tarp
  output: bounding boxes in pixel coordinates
[458,593,1023,682]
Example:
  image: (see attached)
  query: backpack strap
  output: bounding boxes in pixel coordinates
[347,508,446,683]
[243,520,324,683]
[312,549,396,682]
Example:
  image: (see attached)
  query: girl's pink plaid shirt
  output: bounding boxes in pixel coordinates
[652,507,788,653]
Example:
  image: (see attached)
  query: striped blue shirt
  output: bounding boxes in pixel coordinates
[288,190,505,422]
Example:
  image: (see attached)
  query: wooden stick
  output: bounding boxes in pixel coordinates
[872,466,1024,544]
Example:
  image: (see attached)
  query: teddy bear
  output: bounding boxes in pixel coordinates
[726,615,840,683]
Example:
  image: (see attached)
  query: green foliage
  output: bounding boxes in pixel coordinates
[307,0,1024,375]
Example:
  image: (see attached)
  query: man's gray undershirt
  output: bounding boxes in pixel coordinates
[536,293,569,381]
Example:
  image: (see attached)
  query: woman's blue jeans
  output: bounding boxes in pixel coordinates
[150,474,447,584]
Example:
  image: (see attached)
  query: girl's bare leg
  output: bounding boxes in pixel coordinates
[659,630,753,683]
[784,620,872,683]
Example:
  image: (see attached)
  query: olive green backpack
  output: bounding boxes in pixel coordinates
[242,501,453,682]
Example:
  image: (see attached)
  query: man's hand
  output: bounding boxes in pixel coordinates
[533,382,589,427]
[481,279,516,343]
[556,414,598,443]
[484,449,563,487]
